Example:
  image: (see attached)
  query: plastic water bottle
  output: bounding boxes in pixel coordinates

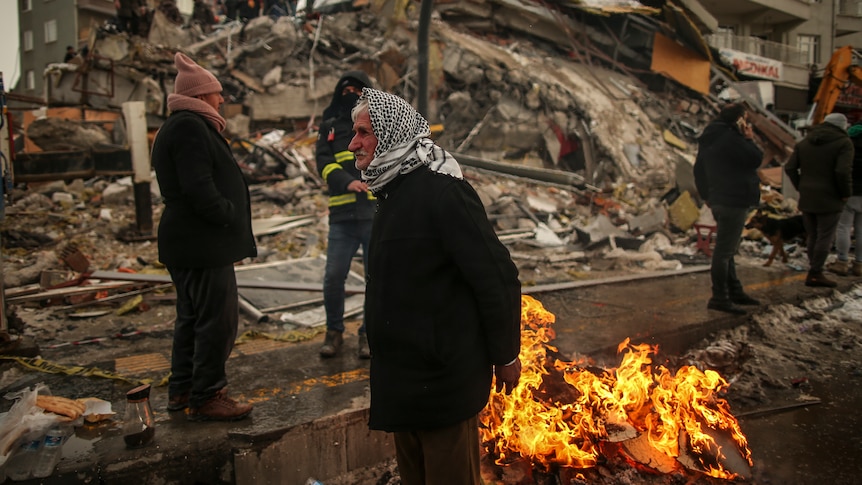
[5,431,44,481]
[304,479,323,485]
[31,426,68,478]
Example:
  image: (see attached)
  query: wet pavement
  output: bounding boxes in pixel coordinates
[1,260,861,484]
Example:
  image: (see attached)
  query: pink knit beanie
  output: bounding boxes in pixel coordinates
[173,52,222,97]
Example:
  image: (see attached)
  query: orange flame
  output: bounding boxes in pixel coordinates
[480,295,753,478]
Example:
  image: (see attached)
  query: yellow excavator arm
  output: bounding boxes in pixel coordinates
[810,45,862,125]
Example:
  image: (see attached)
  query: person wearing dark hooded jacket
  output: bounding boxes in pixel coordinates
[693,102,764,314]
[316,71,375,359]
[785,112,854,288]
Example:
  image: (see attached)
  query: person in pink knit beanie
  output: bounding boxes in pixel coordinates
[151,52,257,422]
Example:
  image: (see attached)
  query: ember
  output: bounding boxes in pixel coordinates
[480,296,753,480]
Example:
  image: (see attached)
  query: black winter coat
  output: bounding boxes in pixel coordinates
[693,119,763,208]
[365,167,521,432]
[316,116,375,224]
[850,134,862,196]
[152,110,257,268]
[785,123,854,213]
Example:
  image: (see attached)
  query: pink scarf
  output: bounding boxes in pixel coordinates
[167,93,227,133]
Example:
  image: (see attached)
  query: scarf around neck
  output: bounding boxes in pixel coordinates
[360,88,462,194]
[167,93,226,133]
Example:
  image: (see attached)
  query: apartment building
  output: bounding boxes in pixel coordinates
[13,0,860,120]
[12,0,197,99]
[697,0,862,119]
[14,0,116,97]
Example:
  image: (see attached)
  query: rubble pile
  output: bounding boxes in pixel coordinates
[4,0,810,315]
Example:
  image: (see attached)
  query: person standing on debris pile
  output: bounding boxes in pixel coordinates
[348,88,522,485]
[316,71,374,359]
[63,46,77,63]
[785,112,854,288]
[828,123,862,277]
[151,53,257,422]
[114,0,147,34]
[191,0,218,32]
[694,102,764,315]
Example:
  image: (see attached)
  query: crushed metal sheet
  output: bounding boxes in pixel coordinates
[280,294,364,327]
[234,257,365,313]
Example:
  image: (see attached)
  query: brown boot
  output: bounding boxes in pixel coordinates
[827,260,850,276]
[853,261,862,277]
[187,389,253,422]
[319,330,343,358]
[805,272,837,288]
[167,392,189,412]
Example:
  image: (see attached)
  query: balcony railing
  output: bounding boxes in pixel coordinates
[705,33,809,66]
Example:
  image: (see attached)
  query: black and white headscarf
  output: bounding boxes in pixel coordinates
[360,88,462,193]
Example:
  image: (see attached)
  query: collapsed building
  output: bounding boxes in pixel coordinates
[2,0,811,305]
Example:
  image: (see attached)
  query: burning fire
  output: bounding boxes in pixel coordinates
[480,295,753,479]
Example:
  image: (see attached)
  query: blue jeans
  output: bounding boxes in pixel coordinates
[835,195,862,263]
[324,219,372,334]
[710,205,749,300]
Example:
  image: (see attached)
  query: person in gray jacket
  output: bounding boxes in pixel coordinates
[785,112,854,287]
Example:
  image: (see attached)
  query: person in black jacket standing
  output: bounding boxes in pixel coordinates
[152,53,257,421]
[694,103,764,314]
[316,71,374,358]
[348,88,522,485]
[785,112,854,287]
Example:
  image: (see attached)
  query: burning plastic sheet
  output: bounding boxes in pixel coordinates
[480,296,753,479]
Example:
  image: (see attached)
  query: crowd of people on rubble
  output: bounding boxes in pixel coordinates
[108,0,298,38]
[695,102,860,316]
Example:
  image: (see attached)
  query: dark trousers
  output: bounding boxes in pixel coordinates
[167,265,239,408]
[710,204,749,300]
[393,414,482,485]
[803,211,842,274]
[324,219,371,334]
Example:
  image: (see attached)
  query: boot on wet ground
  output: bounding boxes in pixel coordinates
[707,297,747,315]
[805,272,837,288]
[319,330,343,358]
[853,261,862,277]
[729,289,760,306]
[827,260,850,276]
[167,392,189,412]
[187,389,252,421]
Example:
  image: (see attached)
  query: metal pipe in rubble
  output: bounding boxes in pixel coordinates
[451,151,601,192]
[417,0,433,117]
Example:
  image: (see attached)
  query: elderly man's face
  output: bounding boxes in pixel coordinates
[349,109,377,170]
[198,91,224,112]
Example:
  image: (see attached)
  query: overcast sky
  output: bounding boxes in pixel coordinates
[1,2,21,89]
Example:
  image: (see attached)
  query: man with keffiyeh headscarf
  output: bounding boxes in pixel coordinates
[151,52,257,422]
[349,88,522,485]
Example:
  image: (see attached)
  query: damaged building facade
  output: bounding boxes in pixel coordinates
[1,0,859,222]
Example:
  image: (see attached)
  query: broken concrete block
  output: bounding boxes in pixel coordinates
[102,183,133,205]
[262,66,283,87]
[629,206,668,235]
[575,214,626,247]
